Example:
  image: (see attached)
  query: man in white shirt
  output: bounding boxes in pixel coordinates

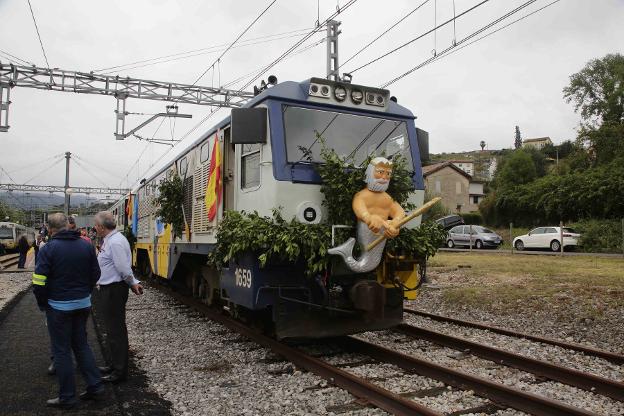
[94,211,143,383]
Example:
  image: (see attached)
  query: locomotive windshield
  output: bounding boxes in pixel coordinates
[283,106,412,168]
[0,226,12,239]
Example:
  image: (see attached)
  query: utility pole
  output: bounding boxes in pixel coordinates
[326,20,341,81]
[64,151,71,216]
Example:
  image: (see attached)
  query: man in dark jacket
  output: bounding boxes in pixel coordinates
[33,213,104,408]
[17,235,29,268]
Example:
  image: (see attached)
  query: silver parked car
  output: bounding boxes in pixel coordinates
[446,225,503,249]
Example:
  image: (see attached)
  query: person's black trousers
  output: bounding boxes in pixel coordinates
[97,282,130,377]
[17,251,26,268]
[46,306,102,402]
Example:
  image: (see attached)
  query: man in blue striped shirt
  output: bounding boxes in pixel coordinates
[33,213,103,408]
[94,211,143,383]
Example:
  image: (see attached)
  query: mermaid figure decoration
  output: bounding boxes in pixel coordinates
[328,157,405,273]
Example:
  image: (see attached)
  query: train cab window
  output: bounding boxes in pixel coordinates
[200,142,210,163]
[179,157,188,177]
[241,143,261,189]
[0,226,12,239]
[283,106,411,167]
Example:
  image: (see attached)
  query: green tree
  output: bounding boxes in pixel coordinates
[495,150,536,189]
[514,125,522,149]
[564,54,624,166]
[0,201,25,223]
[563,53,624,125]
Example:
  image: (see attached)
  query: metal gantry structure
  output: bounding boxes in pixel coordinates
[0,61,254,133]
[0,183,129,195]
[0,27,343,215]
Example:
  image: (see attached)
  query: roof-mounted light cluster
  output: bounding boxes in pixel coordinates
[307,77,389,109]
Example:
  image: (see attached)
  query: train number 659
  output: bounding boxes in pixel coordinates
[235,268,252,288]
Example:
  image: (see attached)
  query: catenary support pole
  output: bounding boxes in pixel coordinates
[326,20,341,81]
[510,222,513,254]
[559,220,564,257]
[64,151,71,215]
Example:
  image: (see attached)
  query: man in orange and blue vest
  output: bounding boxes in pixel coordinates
[32,212,103,409]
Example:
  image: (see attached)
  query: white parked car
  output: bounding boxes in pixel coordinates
[513,227,581,252]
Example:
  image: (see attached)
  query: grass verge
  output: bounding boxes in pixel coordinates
[429,252,624,316]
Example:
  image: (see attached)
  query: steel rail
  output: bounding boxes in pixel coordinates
[404,308,624,365]
[153,284,441,416]
[0,253,19,270]
[396,323,624,401]
[336,336,598,416]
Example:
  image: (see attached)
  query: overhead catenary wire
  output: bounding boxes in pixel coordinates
[420,0,562,71]
[183,2,357,148]
[96,29,315,75]
[178,36,327,148]
[0,49,35,66]
[238,0,359,91]
[380,0,556,88]
[127,117,168,185]
[92,27,313,73]
[22,154,65,185]
[168,0,278,109]
[26,0,51,70]
[339,0,432,69]
[121,142,151,188]
[222,35,326,88]
[0,166,18,184]
[187,0,278,89]
[144,2,359,184]
[71,157,110,188]
[347,0,490,75]
[72,154,125,182]
[6,152,65,174]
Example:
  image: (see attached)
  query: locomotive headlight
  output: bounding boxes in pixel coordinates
[296,201,322,224]
[320,85,330,96]
[351,89,363,104]
[334,86,347,101]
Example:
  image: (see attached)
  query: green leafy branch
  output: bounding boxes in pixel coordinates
[155,174,185,237]
[209,136,444,275]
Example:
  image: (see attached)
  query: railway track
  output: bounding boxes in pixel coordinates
[394,322,624,401]
[0,253,19,271]
[150,280,618,415]
[404,308,624,365]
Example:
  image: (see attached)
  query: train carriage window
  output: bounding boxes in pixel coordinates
[179,157,188,177]
[241,143,261,189]
[200,141,210,163]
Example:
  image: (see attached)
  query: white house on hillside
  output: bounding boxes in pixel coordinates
[450,160,474,176]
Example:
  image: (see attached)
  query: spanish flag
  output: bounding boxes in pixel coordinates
[205,134,222,222]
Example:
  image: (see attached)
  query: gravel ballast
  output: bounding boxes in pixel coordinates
[0,271,31,314]
[126,287,394,416]
[120,257,623,415]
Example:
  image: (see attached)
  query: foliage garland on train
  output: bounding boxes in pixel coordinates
[206,139,446,275]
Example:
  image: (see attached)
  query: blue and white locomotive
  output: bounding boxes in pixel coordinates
[123,76,428,338]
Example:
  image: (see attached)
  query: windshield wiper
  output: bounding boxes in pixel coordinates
[296,114,341,162]
[347,119,386,161]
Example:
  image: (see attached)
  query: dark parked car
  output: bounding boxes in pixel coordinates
[435,214,464,231]
[446,225,503,249]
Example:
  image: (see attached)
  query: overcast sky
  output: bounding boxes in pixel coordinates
[0,0,622,194]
